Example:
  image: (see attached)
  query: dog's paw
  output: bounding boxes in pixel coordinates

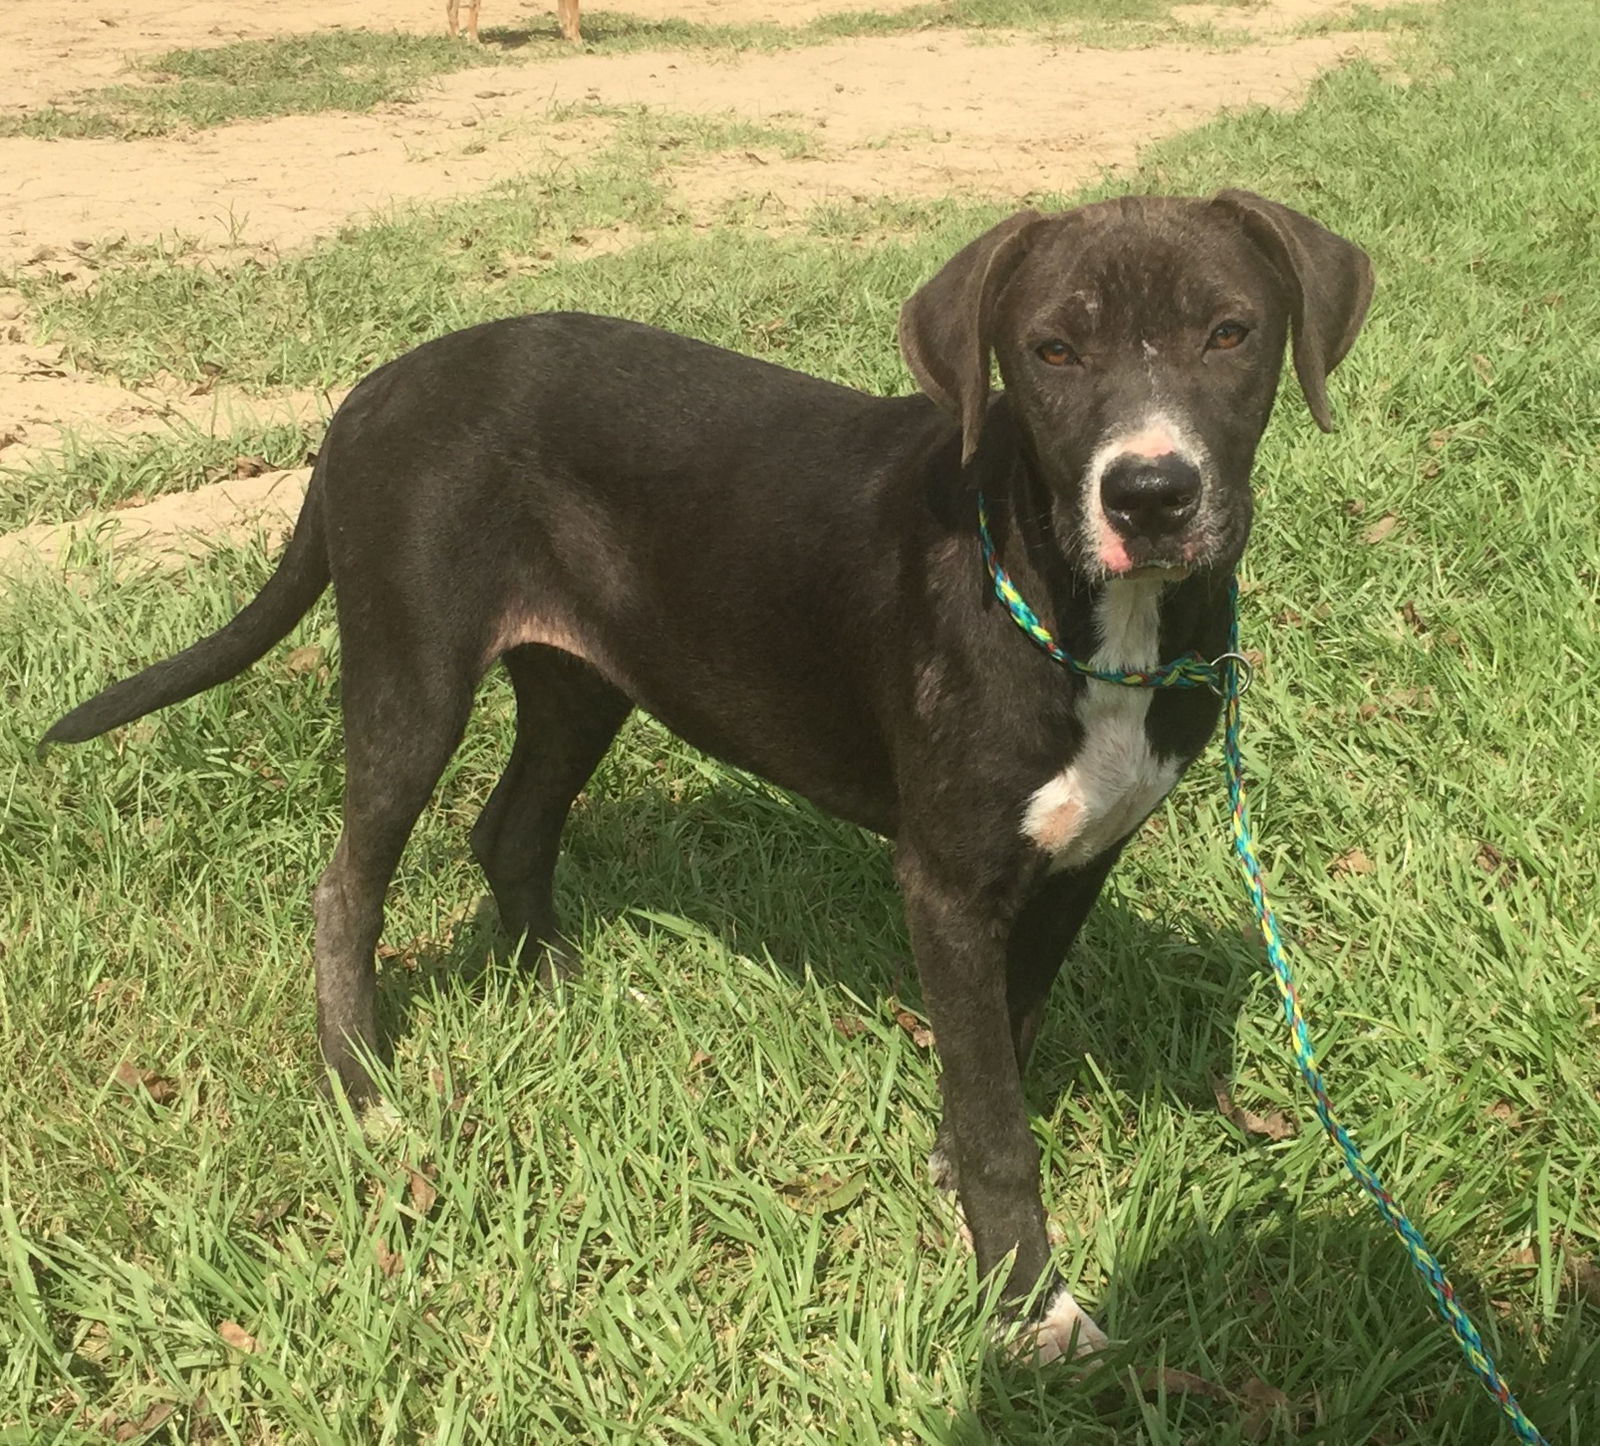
[927,1142,958,1194]
[1013,1284,1111,1367]
[533,940,584,990]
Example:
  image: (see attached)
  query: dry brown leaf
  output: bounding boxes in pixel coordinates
[113,1402,174,1441]
[1358,687,1436,722]
[1239,1375,1292,1440]
[187,1393,220,1446]
[1476,842,1520,889]
[1471,352,1495,385]
[831,1014,866,1040]
[282,644,326,676]
[1137,1366,1231,1401]
[232,454,269,479]
[112,1060,178,1106]
[1329,848,1374,879]
[1567,1254,1600,1306]
[1363,513,1400,544]
[1400,600,1429,635]
[777,1171,867,1216]
[1212,1078,1298,1142]
[406,1162,439,1217]
[893,1008,934,1049]
[686,1049,714,1074]
[250,1197,292,1233]
[374,1237,404,1278]
[217,1320,258,1353]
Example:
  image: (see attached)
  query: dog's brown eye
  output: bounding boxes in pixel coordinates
[1208,322,1249,351]
[1036,340,1081,367]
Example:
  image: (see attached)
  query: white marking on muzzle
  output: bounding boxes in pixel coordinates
[1081,412,1210,576]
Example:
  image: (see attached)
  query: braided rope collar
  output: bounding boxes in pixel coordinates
[974,490,1548,1445]
[974,494,1253,694]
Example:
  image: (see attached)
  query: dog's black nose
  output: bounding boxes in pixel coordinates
[1100,454,1202,538]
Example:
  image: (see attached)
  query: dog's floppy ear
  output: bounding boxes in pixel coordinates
[899,210,1044,464]
[1214,189,1375,432]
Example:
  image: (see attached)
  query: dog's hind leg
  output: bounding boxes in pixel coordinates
[470,645,630,982]
[314,644,478,1104]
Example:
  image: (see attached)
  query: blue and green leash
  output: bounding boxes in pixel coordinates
[976,496,1549,1445]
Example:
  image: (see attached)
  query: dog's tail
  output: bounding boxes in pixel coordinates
[41,460,333,749]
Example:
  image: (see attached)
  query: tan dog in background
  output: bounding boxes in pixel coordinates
[448,0,581,43]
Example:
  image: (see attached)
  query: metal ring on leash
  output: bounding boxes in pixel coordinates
[1209,650,1255,698]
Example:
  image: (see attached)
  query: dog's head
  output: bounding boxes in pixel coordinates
[899,191,1374,580]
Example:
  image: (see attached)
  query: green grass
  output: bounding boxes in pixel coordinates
[10,110,844,393]
[489,0,1249,53]
[1288,1,1437,37]
[0,422,320,532]
[0,32,506,140]
[5,0,1600,1440]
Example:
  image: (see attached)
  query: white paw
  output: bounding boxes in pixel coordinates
[1019,1285,1111,1366]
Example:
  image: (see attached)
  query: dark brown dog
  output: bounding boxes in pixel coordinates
[46,191,1372,1358]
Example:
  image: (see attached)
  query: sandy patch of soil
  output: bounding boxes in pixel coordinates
[0,465,312,578]
[0,0,1426,568]
[1173,0,1414,33]
[2,114,611,273]
[0,0,929,113]
[0,333,338,472]
[647,29,1389,220]
[2,21,1399,268]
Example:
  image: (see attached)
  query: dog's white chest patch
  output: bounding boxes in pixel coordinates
[1022,579,1182,871]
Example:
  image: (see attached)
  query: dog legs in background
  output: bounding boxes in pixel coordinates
[446,0,582,43]
[445,0,480,42]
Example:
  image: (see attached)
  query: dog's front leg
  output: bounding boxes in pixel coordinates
[929,859,1118,1193]
[897,847,1108,1362]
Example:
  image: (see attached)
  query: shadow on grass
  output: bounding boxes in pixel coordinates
[937,1214,1595,1444]
[371,775,1595,1440]
[480,14,756,51]
[380,772,1253,1118]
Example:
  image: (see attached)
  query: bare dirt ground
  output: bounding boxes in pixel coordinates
[1,0,929,112]
[0,0,1422,573]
